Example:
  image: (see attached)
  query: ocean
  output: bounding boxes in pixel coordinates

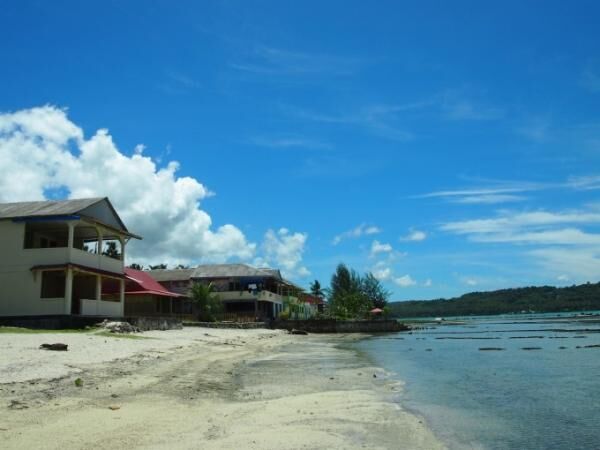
[354,313,600,450]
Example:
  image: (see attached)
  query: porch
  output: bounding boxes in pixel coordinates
[32,263,126,317]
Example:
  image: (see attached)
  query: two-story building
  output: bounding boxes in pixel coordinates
[0,198,141,318]
[149,264,303,321]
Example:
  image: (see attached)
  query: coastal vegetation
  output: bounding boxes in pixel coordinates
[388,281,600,317]
[190,282,223,322]
[327,263,390,319]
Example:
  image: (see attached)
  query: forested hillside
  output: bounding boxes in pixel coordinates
[389,282,600,317]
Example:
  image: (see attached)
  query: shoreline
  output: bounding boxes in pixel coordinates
[0,327,444,449]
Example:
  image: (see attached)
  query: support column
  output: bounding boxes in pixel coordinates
[254,300,258,321]
[95,275,102,301]
[119,279,125,317]
[120,237,126,262]
[65,267,73,315]
[67,222,75,250]
[97,228,103,258]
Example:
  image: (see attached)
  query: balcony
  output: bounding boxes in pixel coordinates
[216,290,296,304]
[22,220,124,275]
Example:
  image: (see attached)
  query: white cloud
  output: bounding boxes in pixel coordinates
[442,206,600,285]
[472,228,600,246]
[400,229,427,241]
[0,105,258,267]
[249,135,332,150]
[441,210,600,236]
[372,266,392,281]
[370,240,393,256]
[423,279,432,287]
[259,228,310,279]
[332,223,381,245]
[462,277,478,286]
[451,194,526,204]
[529,247,600,283]
[394,274,416,287]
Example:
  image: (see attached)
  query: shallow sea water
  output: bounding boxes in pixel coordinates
[354,313,600,450]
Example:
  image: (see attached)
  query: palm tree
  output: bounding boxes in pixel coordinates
[190,282,222,322]
[309,280,324,298]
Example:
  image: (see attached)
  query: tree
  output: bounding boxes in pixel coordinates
[102,241,120,259]
[190,282,223,322]
[128,263,144,270]
[361,272,391,309]
[328,263,371,319]
[309,280,324,298]
[149,264,168,270]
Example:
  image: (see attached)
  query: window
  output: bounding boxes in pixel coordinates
[24,223,68,249]
[41,271,66,298]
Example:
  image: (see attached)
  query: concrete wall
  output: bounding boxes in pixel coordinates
[0,221,65,316]
[0,219,125,317]
[81,298,122,316]
[272,319,409,333]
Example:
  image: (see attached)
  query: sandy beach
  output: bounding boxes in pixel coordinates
[0,327,444,449]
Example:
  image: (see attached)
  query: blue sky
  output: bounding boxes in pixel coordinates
[1,1,600,300]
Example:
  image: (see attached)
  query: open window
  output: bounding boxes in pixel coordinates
[24,222,69,249]
[40,270,66,298]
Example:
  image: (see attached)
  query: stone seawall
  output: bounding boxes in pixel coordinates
[272,319,408,333]
[126,316,182,331]
[0,315,182,331]
[183,321,268,329]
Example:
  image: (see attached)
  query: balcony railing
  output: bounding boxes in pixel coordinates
[216,290,296,304]
[24,247,123,274]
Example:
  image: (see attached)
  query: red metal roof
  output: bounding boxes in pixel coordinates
[301,294,326,305]
[101,268,183,298]
[124,268,182,298]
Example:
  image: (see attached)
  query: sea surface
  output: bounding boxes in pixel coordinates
[354,313,600,450]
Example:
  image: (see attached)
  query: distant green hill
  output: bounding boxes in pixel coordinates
[389,281,600,318]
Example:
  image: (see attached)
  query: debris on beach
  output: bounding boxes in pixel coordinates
[97,320,139,333]
[8,400,28,410]
[74,378,83,387]
[39,343,68,351]
[108,405,121,411]
[289,329,309,335]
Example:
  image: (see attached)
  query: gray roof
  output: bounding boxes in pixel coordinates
[0,197,141,239]
[0,198,104,219]
[146,264,291,283]
[192,264,283,280]
[146,269,195,282]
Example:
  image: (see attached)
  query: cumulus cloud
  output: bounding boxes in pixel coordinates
[371,265,392,281]
[370,240,393,257]
[332,223,381,245]
[0,105,261,266]
[423,279,432,287]
[393,274,416,287]
[258,228,310,279]
[400,229,427,242]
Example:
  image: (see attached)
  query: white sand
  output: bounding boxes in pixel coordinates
[0,327,444,449]
[0,327,280,383]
